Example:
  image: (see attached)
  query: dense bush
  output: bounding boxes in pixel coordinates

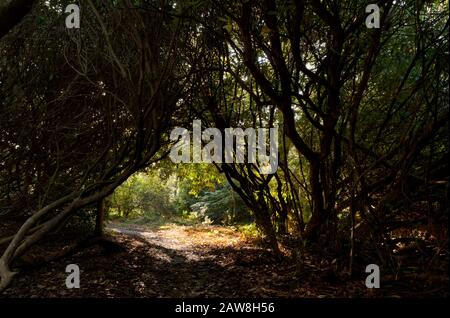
[190,184,250,225]
[107,172,176,219]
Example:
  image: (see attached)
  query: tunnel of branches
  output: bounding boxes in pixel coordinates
[0,0,448,292]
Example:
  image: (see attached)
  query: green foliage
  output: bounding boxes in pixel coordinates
[107,171,176,219]
[175,163,224,196]
[108,164,251,226]
[174,180,200,215]
[233,223,259,239]
[173,165,250,225]
[190,183,250,225]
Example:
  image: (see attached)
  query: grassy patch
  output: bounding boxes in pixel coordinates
[108,212,197,228]
[233,223,260,239]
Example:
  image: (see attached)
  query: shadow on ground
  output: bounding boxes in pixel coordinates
[1,223,447,298]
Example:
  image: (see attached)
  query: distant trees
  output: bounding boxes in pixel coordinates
[106,166,249,225]
[108,172,175,219]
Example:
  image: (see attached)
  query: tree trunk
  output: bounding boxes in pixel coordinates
[304,161,325,241]
[94,199,105,237]
[254,200,280,255]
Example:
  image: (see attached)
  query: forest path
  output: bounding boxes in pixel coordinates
[108,222,248,265]
[100,222,292,297]
[2,222,373,298]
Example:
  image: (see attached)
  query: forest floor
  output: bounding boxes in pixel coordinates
[1,221,448,298]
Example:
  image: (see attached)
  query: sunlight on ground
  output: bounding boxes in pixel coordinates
[108,221,249,249]
[175,225,245,247]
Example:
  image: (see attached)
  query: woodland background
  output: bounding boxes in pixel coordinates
[0,0,448,297]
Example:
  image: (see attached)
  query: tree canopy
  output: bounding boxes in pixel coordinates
[0,0,448,294]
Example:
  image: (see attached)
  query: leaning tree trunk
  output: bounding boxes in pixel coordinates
[0,166,135,293]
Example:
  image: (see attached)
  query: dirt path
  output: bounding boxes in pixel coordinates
[103,223,291,297]
[3,222,303,298]
[109,223,248,262]
[3,222,439,298]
